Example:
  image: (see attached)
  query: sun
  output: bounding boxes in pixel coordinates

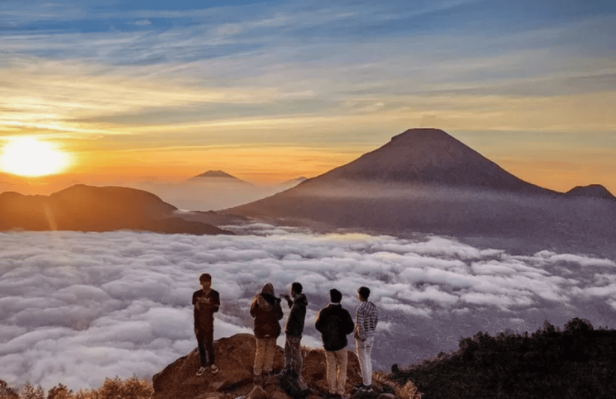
[0,137,71,177]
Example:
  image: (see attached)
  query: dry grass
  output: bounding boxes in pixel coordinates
[3,377,152,399]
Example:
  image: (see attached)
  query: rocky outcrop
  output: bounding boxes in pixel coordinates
[152,334,420,399]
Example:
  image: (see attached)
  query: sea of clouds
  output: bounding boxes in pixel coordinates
[1,224,615,390]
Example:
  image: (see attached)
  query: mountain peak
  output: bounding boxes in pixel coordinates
[189,170,251,185]
[566,184,615,200]
[193,170,236,179]
[390,128,453,143]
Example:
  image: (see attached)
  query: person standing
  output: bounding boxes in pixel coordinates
[250,282,284,385]
[281,282,308,383]
[192,273,220,376]
[354,286,378,392]
[315,289,355,398]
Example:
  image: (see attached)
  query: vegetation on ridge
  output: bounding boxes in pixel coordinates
[390,318,616,399]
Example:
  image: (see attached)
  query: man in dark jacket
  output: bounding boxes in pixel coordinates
[192,273,220,376]
[281,281,308,386]
[250,282,284,384]
[315,289,355,398]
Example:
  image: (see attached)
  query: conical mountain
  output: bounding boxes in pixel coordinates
[188,170,251,185]
[305,128,549,193]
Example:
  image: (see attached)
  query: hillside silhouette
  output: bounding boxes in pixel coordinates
[0,184,229,235]
[390,318,616,399]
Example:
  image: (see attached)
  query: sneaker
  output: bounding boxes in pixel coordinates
[196,367,206,376]
[210,364,219,374]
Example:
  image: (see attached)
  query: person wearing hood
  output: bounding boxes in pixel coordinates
[315,288,355,398]
[250,283,284,384]
[281,281,308,384]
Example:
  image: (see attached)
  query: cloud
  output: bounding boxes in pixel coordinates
[0,225,615,390]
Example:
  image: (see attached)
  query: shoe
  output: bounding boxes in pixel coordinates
[196,367,206,376]
[210,364,219,374]
[359,385,372,392]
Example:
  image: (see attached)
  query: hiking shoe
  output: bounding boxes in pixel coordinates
[210,364,219,374]
[196,367,206,376]
[359,385,372,392]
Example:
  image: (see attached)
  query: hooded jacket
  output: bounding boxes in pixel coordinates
[284,293,308,338]
[315,303,355,352]
[250,283,284,339]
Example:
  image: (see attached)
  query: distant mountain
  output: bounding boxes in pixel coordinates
[226,128,616,255]
[188,170,252,185]
[566,184,616,201]
[0,184,230,235]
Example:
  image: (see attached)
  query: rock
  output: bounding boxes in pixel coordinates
[195,393,229,399]
[153,334,417,399]
[377,395,396,399]
[246,385,268,399]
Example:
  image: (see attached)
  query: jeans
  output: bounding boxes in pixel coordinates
[325,349,348,395]
[284,335,307,389]
[254,337,277,376]
[356,336,374,386]
[195,327,214,367]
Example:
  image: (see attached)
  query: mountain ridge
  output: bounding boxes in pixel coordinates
[0,184,229,235]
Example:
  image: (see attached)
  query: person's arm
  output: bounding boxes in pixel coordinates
[315,309,324,333]
[274,299,284,320]
[356,307,366,341]
[282,294,293,308]
[250,296,259,318]
[344,309,355,335]
[210,291,220,313]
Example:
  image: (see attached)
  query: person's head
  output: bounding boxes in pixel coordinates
[330,289,342,304]
[261,282,275,296]
[291,282,303,297]
[357,286,370,301]
[199,273,212,290]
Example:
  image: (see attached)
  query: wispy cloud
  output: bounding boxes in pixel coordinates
[1,0,615,189]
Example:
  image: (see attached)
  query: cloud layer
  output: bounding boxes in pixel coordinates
[1,225,615,389]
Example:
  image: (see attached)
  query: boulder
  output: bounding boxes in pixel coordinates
[152,334,417,399]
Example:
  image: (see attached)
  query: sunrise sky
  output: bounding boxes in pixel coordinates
[1,0,615,193]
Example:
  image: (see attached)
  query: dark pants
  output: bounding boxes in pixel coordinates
[195,327,214,367]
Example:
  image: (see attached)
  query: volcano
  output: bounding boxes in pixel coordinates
[309,128,550,193]
[226,129,615,255]
[188,170,252,185]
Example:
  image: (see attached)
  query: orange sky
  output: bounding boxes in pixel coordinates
[1,1,616,196]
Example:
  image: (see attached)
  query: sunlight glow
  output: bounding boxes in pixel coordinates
[0,138,71,177]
